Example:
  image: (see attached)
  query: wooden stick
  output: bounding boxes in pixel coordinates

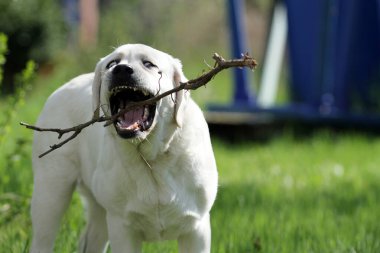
[20,53,257,157]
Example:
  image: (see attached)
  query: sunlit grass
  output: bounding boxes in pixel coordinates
[2,129,380,252]
[211,133,380,253]
[1,56,380,252]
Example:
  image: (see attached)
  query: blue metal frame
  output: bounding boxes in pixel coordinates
[226,0,256,108]
[286,0,380,116]
[209,0,380,127]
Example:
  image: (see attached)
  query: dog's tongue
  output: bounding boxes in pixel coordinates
[119,107,144,129]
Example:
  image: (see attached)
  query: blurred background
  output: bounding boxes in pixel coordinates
[0,0,270,97]
[1,0,380,252]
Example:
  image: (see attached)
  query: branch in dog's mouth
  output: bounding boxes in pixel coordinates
[109,86,157,138]
[20,53,257,158]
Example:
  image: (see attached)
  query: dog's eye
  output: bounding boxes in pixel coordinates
[106,59,120,69]
[143,60,157,69]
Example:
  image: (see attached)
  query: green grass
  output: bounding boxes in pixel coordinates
[1,59,380,252]
[212,134,380,253]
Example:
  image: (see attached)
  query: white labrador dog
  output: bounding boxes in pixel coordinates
[30,44,218,253]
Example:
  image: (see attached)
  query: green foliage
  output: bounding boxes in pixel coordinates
[0,33,7,85]
[98,0,228,61]
[0,0,65,61]
[0,60,35,143]
[0,0,65,93]
[0,35,35,251]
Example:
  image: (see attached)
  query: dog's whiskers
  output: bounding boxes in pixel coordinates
[137,148,152,170]
[135,137,153,170]
[144,136,153,147]
[100,104,110,115]
[155,72,163,97]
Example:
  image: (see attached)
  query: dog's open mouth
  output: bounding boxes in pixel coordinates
[109,86,156,138]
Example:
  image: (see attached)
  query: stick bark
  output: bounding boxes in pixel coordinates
[20,53,257,158]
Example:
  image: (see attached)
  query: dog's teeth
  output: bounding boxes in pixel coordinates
[110,86,152,98]
[143,107,149,120]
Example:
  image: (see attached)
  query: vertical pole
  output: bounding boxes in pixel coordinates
[319,0,339,114]
[79,0,99,48]
[227,0,255,108]
[257,1,288,108]
[62,0,79,46]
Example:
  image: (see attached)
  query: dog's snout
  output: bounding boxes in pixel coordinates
[113,64,134,76]
[111,64,135,87]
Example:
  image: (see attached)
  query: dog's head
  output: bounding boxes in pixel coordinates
[92,44,188,140]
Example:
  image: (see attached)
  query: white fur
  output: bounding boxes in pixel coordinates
[30,44,218,253]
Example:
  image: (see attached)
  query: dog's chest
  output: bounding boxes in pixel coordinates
[125,197,201,241]
[92,153,204,240]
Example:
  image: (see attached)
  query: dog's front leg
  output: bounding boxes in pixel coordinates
[178,213,211,253]
[30,165,77,253]
[106,214,142,253]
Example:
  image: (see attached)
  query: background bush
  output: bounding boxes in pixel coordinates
[0,34,7,85]
[0,0,65,94]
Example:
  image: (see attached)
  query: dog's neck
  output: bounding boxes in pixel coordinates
[137,122,180,162]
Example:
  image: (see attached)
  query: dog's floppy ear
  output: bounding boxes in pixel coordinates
[173,59,189,127]
[92,59,103,119]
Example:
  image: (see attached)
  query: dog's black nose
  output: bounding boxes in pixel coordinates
[111,64,135,87]
[112,64,134,76]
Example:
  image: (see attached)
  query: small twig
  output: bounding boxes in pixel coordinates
[20,115,108,157]
[21,53,257,157]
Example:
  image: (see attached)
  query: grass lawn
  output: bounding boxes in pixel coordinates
[1,130,380,252]
[212,134,380,253]
[1,60,380,252]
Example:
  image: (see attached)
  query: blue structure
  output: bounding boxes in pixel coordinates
[209,0,380,127]
[286,0,380,118]
[226,0,256,107]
